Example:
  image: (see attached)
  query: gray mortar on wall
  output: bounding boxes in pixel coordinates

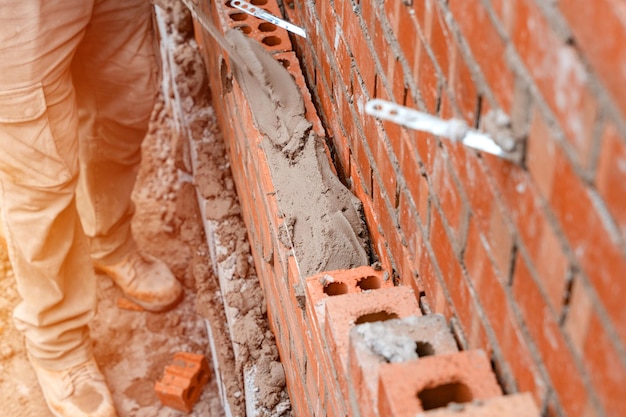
[224,29,373,278]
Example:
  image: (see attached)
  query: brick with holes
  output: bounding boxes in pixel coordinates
[378,350,502,417]
[348,314,459,417]
[324,285,421,401]
[155,352,211,413]
[303,266,395,414]
[305,266,394,342]
[419,392,540,417]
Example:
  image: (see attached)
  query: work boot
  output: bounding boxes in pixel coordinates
[30,356,117,417]
[94,251,183,312]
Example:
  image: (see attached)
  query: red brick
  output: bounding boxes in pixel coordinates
[400,129,422,200]
[482,155,546,272]
[320,4,336,50]
[513,255,588,417]
[376,139,399,206]
[485,202,514,277]
[416,50,440,113]
[378,350,502,417]
[397,5,419,69]
[354,133,373,197]
[583,312,626,417]
[448,143,494,233]
[334,34,352,93]
[383,0,400,33]
[596,123,626,240]
[430,209,463,295]
[391,57,407,104]
[550,153,626,345]
[418,171,431,229]
[371,16,392,81]
[526,107,558,201]
[411,0,428,30]
[324,286,420,371]
[246,20,293,54]
[559,0,626,118]
[417,393,540,417]
[398,190,421,260]
[533,219,569,315]
[155,352,211,413]
[512,0,597,166]
[324,286,420,403]
[449,0,514,110]
[464,220,546,402]
[418,242,439,307]
[345,11,377,96]
[490,0,514,32]
[416,129,438,176]
[563,276,593,357]
[348,314,458,417]
[432,151,465,237]
[450,44,479,124]
[306,267,386,348]
[305,266,393,308]
[428,5,452,78]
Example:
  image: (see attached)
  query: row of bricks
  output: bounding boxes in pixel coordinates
[191,5,333,417]
[191,0,540,415]
[289,0,626,346]
[287,2,626,417]
[304,266,540,417]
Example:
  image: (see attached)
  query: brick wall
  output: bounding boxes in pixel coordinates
[191,0,626,416]
[284,1,626,416]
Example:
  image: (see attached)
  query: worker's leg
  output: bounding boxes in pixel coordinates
[72,0,182,311]
[72,0,159,264]
[0,0,95,372]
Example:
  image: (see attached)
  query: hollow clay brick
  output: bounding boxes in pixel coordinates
[324,286,420,366]
[220,0,292,54]
[155,352,211,413]
[416,392,540,417]
[348,314,459,417]
[415,393,541,417]
[324,286,421,401]
[306,266,394,303]
[305,266,394,344]
[248,25,292,54]
[378,350,502,417]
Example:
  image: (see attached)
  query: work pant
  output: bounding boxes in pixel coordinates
[0,0,159,370]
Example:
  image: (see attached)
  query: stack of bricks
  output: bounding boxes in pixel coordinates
[191,0,625,416]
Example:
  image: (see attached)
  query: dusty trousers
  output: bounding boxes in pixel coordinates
[0,0,159,370]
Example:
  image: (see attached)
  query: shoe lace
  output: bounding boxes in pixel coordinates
[66,361,98,388]
[127,251,154,279]
[127,251,146,270]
